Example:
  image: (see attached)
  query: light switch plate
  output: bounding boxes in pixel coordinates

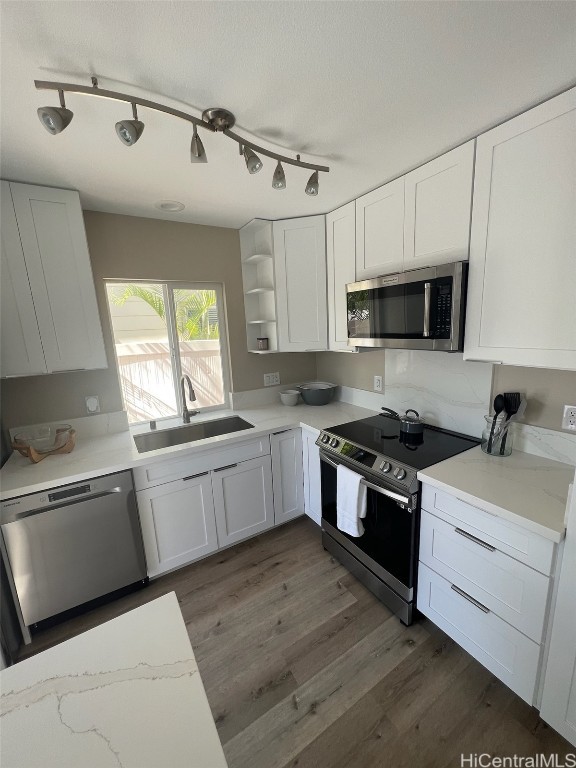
[85,395,101,414]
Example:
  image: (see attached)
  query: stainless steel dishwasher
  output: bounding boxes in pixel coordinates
[0,470,147,644]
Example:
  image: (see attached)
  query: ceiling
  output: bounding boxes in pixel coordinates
[1,1,575,229]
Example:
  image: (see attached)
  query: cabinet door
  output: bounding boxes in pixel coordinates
[137,473,218,577]
[464,89,576,369]
[326,202,356,351]
[9,183,107,372]
[271,429,304,525]
[212,456,274,547]
[355,177,404,280]
[541,479,576,746]
[273,216,328,351]
[1,182,47,377]
[404,140,475,270]
[302,427,322,525]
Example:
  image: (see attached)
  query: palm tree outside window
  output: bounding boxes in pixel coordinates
[105,281,230,424]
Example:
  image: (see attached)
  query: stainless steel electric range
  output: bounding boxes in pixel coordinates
[316,412,479,625]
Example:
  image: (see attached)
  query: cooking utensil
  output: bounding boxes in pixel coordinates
[487,394,505,453]
[499,392,521,455]
[380,407,425,435]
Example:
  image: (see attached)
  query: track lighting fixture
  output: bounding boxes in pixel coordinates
[115,103,144,146]
[34,77,330,194]
[190,125,207,163]
[37,90,73,135]
[305,171,319,196]
[272,161,286,190]
[243,147,263,174]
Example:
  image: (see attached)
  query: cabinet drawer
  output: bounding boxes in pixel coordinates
[419,510,550,642]
[133,436,270,490]
[421,485,555,575]
[417,563,540,704]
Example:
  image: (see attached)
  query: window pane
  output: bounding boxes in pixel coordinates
[173,288,225,409]
[106,283,177,423]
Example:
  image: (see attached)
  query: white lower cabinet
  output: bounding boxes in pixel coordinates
[270,429,304,525]
[418,483,556,705]
[540,479,576,747]
[138,472,219,578]
[302,427,322,525]
[212,455,275,547]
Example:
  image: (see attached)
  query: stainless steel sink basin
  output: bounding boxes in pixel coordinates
[133,416,254,453]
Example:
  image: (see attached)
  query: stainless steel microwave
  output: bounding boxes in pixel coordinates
[346,261,468,351]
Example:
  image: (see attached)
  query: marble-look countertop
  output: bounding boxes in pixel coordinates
[418,446,576,542]
[0,401,375,500]
[0,593,227,768]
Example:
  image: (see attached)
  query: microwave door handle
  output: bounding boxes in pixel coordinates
[423,282,432,338]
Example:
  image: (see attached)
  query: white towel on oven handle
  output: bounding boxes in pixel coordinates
[336,463,367,538]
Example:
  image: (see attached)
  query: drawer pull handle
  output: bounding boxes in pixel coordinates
[182,472,209,482]
[214,463,238,472]
[450,584,490,613]
[455,527,496,552]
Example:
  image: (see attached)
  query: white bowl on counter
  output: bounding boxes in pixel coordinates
[280,390,300,406]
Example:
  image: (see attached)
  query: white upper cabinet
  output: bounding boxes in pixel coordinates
[464,89,576,369]
[1,183,47,377]
[326,202,356,351]
[273,215,328,351]
[1,182,107,377]
[355,177,405,280]
[404,140,475,270]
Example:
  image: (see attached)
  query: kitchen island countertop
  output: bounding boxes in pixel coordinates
[0,592,227,768]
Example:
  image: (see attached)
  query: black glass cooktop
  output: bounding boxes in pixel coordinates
[327,415,479,471]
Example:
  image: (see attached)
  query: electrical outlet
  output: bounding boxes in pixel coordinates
[562,405,576,431]
[264,372,280,387]
[374,375,383,393]
[85,395,100,414]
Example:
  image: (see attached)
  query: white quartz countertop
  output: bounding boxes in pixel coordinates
[0,401,375,500]
[0,593,227,768]
[418,446,575,542]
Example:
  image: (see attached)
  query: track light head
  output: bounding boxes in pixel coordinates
[305,171,319,196]
[115,103,144,146]
[272,161,286,190]
[37,91,73,135]
[243,147,263,174]
[190,126,208,163]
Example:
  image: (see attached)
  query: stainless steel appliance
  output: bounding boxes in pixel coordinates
[0,470,147,644]
[317,413,478,624]
[346,261,468,351]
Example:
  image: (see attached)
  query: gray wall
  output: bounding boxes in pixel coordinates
[1,211,316,430]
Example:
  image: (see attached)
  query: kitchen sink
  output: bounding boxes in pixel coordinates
[133,416,254,453]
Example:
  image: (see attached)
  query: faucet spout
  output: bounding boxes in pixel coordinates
[180,375,198,423]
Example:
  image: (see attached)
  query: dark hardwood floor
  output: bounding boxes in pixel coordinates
[19,517,571,767]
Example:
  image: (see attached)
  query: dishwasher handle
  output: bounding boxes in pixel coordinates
[3,487,124,522]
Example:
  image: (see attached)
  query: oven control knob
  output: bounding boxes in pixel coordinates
[330,438,340,448]
[379,461,391,473]
[394,467,406,480]
[321,434,330,444]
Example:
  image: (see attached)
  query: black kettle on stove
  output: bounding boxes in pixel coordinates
[380,407,425,436]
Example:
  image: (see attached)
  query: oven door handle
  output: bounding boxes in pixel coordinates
[320,454,412,508]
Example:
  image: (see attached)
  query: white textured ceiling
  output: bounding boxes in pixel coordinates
[1,1,575,229]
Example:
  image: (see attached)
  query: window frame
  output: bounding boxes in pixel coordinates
[105,279,232,425]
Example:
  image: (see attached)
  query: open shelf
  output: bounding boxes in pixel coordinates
[248,349,279,354]
[247,319,276,325]
[244,287,274,295]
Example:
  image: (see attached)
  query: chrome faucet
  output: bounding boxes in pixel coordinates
[180,375,198,423]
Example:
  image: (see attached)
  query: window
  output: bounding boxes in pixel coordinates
[105,281,230,424]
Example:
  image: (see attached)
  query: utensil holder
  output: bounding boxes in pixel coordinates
[481,416,513,457]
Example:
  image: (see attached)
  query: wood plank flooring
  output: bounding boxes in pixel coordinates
[19,517,571,767]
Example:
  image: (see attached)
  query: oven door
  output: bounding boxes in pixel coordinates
[346,261,466,351]
[320,452,418,603]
